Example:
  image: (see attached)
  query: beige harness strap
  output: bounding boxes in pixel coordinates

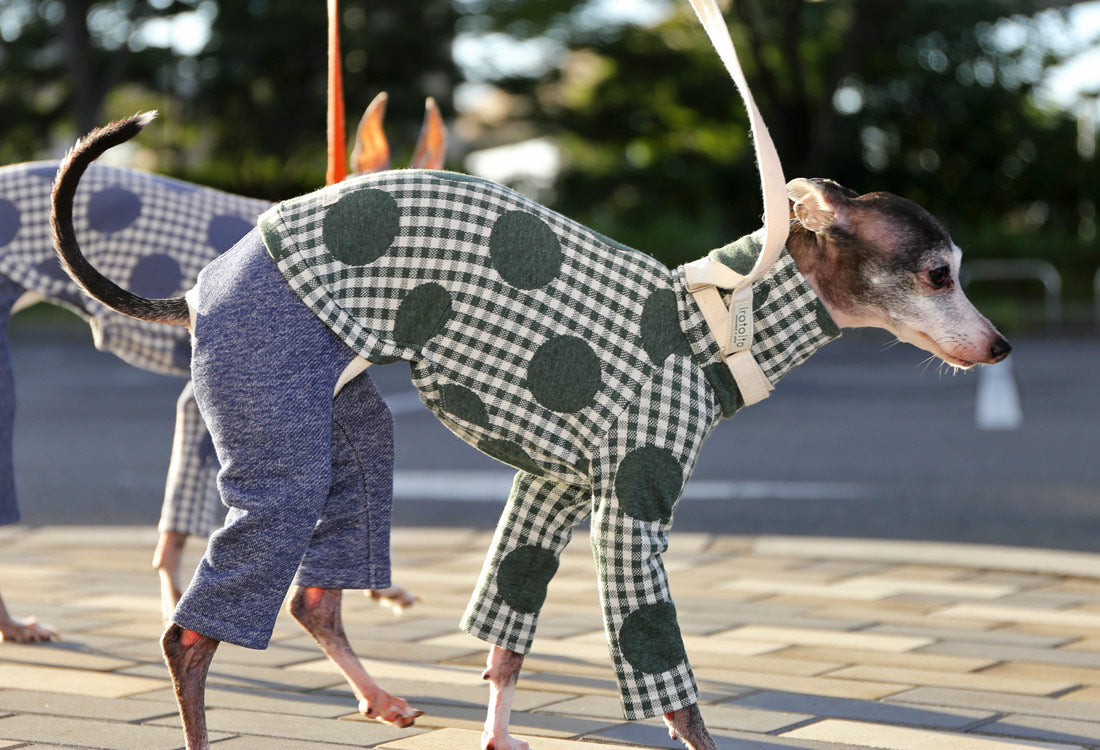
[684,0,789,405]
[684,260,774,406]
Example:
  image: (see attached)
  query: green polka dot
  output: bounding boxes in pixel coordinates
[639,289,691,365]
[614,446,683,523]
[526,335,602,413]
[477,437,545,476]
[619,601,687,674]
[812,298,841,337]
[489,210,563,289]
[496,545,559,614]
[393,283,452,347]
[440,384,490,428]
[322,188,400,265]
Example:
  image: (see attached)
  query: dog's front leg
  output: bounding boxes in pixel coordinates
[289,585,422,726]
[162,623,219,750]
[664,704,717,750]
[481,645,529,750]
[153,530,187,625]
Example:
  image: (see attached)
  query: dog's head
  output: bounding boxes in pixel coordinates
[785,178,1010,368]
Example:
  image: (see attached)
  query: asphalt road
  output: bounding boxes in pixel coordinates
[9,317,1100,551]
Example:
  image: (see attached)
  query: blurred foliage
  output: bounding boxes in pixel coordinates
[0,0,1096,313]
[455,0,1099,310]
[0,0,458,197]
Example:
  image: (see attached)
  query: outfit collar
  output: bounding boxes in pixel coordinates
[674,229,841,418]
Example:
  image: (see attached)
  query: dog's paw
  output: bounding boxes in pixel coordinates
[482,731,531,750]
[358,693,423,728]
[0,616,58,643]
[368,585,421,613]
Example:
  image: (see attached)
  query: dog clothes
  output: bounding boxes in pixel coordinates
[242,169,840,718]
[172,231,393,647]
[0,161,267,531]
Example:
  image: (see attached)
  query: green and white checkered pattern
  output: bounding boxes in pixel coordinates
[259,169,840,720]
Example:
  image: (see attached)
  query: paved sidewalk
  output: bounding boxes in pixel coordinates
[3,527,1100,748]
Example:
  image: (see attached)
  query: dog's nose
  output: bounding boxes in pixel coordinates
[989,338,1012,363]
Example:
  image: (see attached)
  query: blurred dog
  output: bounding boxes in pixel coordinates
[0,93,437,640]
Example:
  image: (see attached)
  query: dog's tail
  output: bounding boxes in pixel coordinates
[51,112,190,326]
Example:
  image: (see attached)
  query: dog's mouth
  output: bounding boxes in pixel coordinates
[914,332,977,369]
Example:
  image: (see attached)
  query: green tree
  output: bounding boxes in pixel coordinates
[457,0,1098,305]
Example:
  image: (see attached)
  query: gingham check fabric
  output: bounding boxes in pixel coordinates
[0,160,267,534]
[158,381,222,536]
[259,169,840,719]
[0,160,268,375]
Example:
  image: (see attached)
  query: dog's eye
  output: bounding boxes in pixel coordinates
[927,266,951,289]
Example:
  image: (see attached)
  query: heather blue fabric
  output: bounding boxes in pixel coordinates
[173,230,392,649]
[0,274,23,525]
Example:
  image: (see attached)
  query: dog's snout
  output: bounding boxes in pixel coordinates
[989,337,1012,363]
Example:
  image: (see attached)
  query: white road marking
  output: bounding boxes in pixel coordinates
[975,358,1022,430]
[394,471,869,502]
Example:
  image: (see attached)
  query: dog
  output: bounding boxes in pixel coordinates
[0,94,436,639]
[52,113,1009,750]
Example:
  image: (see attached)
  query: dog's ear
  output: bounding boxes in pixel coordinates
[350,92,391,175]
[409,97,447,170]
[787,178,855,235]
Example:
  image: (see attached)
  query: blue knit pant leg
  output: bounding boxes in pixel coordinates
[0,275,23,525]
[295,371,394,591]
[172,231,357,649]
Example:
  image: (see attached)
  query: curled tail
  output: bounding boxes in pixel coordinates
[51,112,190,326]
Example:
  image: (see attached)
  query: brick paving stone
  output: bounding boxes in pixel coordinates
[146,706,421,745]
[975,714,1100,745]
[199,736,357,749]
[0,713,217,749]
[922,640,1100,668]
[0,663,164,698]
[119,659,347,692]
[825,665,1077,696]
[890,687,1100,722]
[937,604,1100,629]
[538,694,812,733]
[717,625,934,652]
[1058,686,1100,703]
[773,645,998,673]
[133,685,357,718]
[0,639,139,671]
[691,668,911,700]
[0,689,178,723]
[388,700,618,738]
[976,661,1100,686]
[871,624,1075,647]
[782,718,1087,749]
[376,727,639,749]
[730,690,994,729]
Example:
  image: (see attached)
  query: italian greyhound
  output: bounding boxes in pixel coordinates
[0,93,435,640]
[52,113,1008,750]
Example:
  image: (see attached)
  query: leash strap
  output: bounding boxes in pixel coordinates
[683,0,788,404]
[326,0,347,185]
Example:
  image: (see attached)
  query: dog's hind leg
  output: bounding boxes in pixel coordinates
[290,586,421,726]
[162,623,218,749]
[288,371,420,726]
